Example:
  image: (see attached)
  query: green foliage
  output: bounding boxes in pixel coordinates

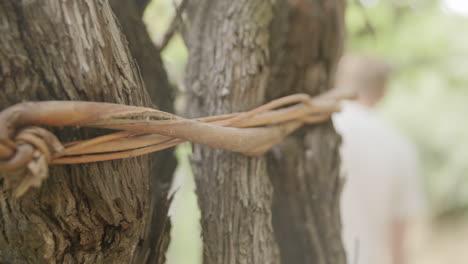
[346,0,468,213]
[165,144,202,264]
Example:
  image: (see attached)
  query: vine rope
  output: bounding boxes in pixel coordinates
[0,89,352,196]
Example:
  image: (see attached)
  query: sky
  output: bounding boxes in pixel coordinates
[443,0,468,16]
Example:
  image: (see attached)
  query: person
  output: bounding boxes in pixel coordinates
[332,54,426,264]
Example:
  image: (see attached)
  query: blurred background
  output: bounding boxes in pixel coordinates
[143,0,468,263]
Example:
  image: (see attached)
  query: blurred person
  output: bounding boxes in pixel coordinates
[332,55,426,264]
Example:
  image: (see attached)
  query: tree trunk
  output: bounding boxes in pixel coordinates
[0,0,173,263]
[185,0,346,263]
[268,0,346,263]
[109,1,177,262]
[109,0,175,113]
[185,1,281,263]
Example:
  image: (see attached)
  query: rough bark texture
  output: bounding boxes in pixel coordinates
[186,0,346,263]
[0,0,173,263]
[110,0,177,262]
[267,0,347,263]
[110,0,175,113]
[185,0,281,263]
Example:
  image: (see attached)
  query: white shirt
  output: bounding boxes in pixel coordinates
[333,101,426,264]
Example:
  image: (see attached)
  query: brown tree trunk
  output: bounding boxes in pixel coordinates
[0,0,173,263]
[268,0,346,263]
[186,0,346,263]
[109,0,175,113]
[109,1,177,262]
[185,1,281,263]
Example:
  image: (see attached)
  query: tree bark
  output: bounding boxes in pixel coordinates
[0,0,173,263]
[110,0,175,113]
[109,1,177,262]
[186,0,346,263]
[267,0,347,263]
[185,1,281,263]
